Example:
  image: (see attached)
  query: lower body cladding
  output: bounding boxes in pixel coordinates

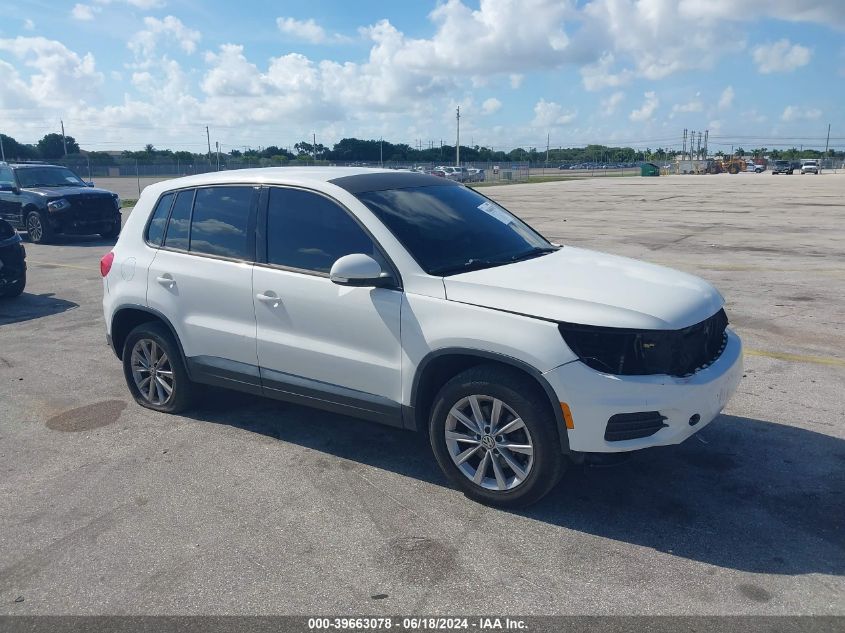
[544,330,743,453]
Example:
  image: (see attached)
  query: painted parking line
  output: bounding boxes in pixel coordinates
[746,348,845,367]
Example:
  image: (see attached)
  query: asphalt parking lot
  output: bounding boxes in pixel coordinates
[0,173,843,615]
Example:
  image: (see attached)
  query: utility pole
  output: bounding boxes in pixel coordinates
[313,132,317,163]
[455,106,461,167]
[60,119,68,156]
[546,132,550,166]
[0,133,5,162]
[206,126,211,164]
[216,141,220,171]
[825,123,831,156]
[440,139,443,161]
[379,138,383,167]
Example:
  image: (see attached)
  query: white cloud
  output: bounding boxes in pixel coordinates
[0,36,103,105]
[752,39,811,73]
[718,86,734,110]
[600,91,624,116]
[532,99,576,127]
[580,53,632,91]
[277,17,330,44]
[94,0,167,8]
[629,91,659,122]
[781,105,822,122]
[509,74,523,89]
[128,15,200,60]
[71,4,100,21]
[481,97,501,115]
[23,19,35,31]
[672,100,703,114]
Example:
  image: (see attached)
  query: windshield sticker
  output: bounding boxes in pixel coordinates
[477,200,513,225]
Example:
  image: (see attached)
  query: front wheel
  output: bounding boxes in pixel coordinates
[26,211,52,244]
[429,364,565,507]
[1,271,26,298]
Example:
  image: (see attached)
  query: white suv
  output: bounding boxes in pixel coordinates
[102,168,742,507]
[801,160,820,175]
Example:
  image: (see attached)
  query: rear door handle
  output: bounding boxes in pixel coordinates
[256,292,280,305]
[156,274,175,288]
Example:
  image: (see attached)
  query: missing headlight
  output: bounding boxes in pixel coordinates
[559,309,728,377]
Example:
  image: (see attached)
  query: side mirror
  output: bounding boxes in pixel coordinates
[86,181,95,187]
[330,253,391,288]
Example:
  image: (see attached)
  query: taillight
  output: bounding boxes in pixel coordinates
[100,251,115,277]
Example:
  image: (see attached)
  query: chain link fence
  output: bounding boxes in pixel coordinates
[42,157,530,184]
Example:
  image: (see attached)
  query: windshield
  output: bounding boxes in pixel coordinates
[356,185,555,276]
[15,167,85,188]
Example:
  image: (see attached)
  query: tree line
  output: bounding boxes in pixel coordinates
[1,132,841,165]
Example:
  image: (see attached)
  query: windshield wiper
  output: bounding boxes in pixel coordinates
[432,247,558,276]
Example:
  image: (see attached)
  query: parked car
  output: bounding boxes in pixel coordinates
[467,168,485,183]
[0,218,26,298]
[801,160,820,175]
[0,162,121,243]
[102,168,742,507]
[745,164,763,173]
[771,160,794,175]
[789,160,803,173]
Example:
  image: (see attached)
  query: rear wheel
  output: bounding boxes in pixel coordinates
[26,211,52,244]
[429,364,564,507]
[122,321,195,413]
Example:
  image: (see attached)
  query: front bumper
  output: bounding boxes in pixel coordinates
[543,329,743,453]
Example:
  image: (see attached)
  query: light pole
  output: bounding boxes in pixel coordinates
[455,106,460,167]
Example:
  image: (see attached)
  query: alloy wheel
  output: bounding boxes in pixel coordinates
[130,338,174,406]
[27,214,43,242]
[444,395,534,491]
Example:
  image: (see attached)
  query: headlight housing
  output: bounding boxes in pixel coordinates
[559,309,729,377]
[47,198,71,213]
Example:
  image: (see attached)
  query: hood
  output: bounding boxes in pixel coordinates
[24,186,115,198]
[443,246,724,330]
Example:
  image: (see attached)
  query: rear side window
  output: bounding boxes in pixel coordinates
[266,188,375,274]
[189,187,253,259]
[163,190,194,250]
[146,193,174,246]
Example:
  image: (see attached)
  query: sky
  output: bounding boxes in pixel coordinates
[0,0,843,154]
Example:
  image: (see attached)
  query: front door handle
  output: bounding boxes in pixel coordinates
[156,274,175,288]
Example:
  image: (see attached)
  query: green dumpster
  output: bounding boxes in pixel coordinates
[640,162,660,177]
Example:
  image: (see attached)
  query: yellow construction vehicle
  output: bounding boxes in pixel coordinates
[708,156,747,174]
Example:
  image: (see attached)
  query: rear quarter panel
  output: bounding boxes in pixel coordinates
[102,190,161,336]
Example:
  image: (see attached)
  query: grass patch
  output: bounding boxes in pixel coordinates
[120,199,137,208]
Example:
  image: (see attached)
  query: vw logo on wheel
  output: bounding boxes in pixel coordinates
[481,435,496,450]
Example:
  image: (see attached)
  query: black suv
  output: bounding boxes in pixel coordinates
[0,162,121,243]
[0,218,26,297]
[771,160,794,175]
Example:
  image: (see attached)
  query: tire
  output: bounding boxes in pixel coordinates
[122,321,195,413]
[100,219,121,240]
[25,210,52,244]
[728,165,739,174]
[0,271,26,298]
[428,364,565,508]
